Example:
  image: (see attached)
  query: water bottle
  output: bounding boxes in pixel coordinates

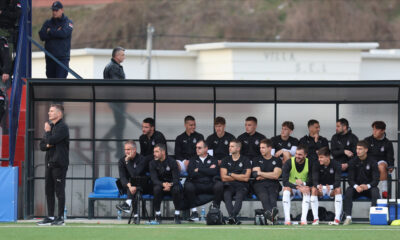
[63,206,67,220]
[200,207,206,221]
[117,210,122,221]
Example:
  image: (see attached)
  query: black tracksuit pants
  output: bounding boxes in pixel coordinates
[45,166,68,217]
[184,180,224,208]
[343,186,379,217]
[223,181,248,217]
[253,181,280,212]
[153,184,183,212]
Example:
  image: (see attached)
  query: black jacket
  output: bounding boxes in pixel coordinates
[40,119,70,169]
[347,155,379,188]
[149,157,180,187]
[39,14,73,59]
[312,159,341,188]
[117,154,147,188]
[331,129,359,164]
[139,131,167,157]
[0,37,11,75]
[187,154,219,184]
[0,0,21,29]
[364,135,395,167]
[237,131,266,160]
[103,58,125,80]
[205,131,235,160]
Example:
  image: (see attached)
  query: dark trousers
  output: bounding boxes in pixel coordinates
[153,184,183,212]
[45,56,69,78]
[253,181,279,212]
[45,166,68,217]
[184,180,224,208]
[223,182,248,217]
[343,186,379,217]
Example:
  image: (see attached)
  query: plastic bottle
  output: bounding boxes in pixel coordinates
[201,207,206,221]
[117,210,122,220]
[63,206,67,220]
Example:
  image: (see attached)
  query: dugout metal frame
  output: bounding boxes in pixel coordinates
[24,79,400,219]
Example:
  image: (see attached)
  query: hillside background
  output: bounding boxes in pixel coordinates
[32,0,400,50]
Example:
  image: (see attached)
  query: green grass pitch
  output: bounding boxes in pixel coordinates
[1,223,400,240]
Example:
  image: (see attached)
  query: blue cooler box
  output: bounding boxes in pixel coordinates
[377,199,400,221]
[370,206,388,225]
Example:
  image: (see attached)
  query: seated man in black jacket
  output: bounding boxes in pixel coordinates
[331,118,358,172]
[343,140,380,225]
[184,140,223,221]
[150,143,183,224]
[116,140,149,224]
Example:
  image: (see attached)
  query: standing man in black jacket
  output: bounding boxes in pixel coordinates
[331,118,358,172]
[343,140,380,225]
[38,1,73,78]
[184,140,223,221]
[37,104,69,226]
[115,140,149,224]
[364,121,394,199]
[150,143,183,224]
[103,46,126,158]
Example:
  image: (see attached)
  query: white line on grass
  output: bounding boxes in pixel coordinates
[1,225,400,231]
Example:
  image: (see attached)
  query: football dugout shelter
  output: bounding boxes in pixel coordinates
[24,79,400,220]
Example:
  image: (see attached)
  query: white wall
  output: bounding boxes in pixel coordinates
[361,50,400,80]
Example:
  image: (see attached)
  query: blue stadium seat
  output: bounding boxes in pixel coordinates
[88,177,120,198]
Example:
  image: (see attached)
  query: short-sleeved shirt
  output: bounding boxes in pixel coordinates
[174,131,204,160]
[221,155,251,188]
[252,155,282,184]
[271,135,299,154]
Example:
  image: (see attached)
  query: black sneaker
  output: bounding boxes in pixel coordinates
[188,211,199,222]
[116,202,131,213]
[37,217,54,226]
[174,214,181,224]
[271,207,279,224]
[155,214,162,224]
[228,216,235,225]
[51,217,65,226]
[264,210,272,225]
[234,216,242,225]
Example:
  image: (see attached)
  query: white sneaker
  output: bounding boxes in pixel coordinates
[329,219,340,225]
[312,219,319,225]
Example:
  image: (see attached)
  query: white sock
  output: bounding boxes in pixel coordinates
[334,194,343,221]
[346,216,351,219]
[310,195,319,220]
[134,214,138,217]
[175,210,180,215]
[155,211,161,215]
[191,208,197,213]
[49,216,55,220]
[282,190,291,222]
[301,194,311,222]
[381,180,388,192]
[126,199,132,207]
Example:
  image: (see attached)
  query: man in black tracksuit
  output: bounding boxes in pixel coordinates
[205,116,235,163]
[331,118,359,172]
[150,143,183,224]
[343,140,380,225]
[115,140,149,224]
[184,140,223,221]
[221,139,251,225]
[237,116,266,161]
[139,117,166,172]
[38,1,73,78]
[271,121,298,165]
[364,121,394,199]
[174,115,204,173]
[299,119,329,163]
[252,139,282,225]
[37,104,69,226]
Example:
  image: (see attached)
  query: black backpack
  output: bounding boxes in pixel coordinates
[206,204,225,225]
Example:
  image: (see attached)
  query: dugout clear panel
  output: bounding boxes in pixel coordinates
[215,103,275,138]
[95,86,154,100]
[155,103,214,141]
[215,87,275,101]
[156,86,214,101]
[95,102,153,140]
[339,104,398,140]
[34,102,93,139]
[33,85,93,100]
[276,104,336,138]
